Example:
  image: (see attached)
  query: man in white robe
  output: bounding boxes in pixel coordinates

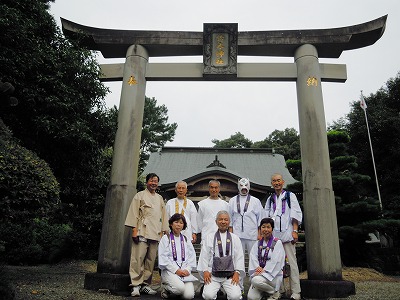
[166,181,198,243]
[198,180,229,244]
[228,178,263,265]
[264,173,303,300]
[197,210,245,300]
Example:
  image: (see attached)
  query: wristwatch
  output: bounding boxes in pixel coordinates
[234,270,240,274]
[293,230,298,233]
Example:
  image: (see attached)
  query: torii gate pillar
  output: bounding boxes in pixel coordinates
[84,45,149,294]
[295,44,354,297]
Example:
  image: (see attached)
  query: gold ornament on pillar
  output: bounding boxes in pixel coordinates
[128,75,138,85]
[307,76,318,87]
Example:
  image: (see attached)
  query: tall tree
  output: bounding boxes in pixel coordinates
[139,97,177,173]
[0,0,114,258]
[346,73,400,218]
[212,132,253,148]
[0,1,178,258]
[328,130,379,225]
[211,129,300,159]
[252,128,301,160]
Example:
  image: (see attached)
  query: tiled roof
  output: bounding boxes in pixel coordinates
[143,147,296,188]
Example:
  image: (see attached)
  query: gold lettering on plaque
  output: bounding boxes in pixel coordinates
[215,34,225,65]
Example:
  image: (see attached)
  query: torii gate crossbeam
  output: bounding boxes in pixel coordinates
[99,62,346,82]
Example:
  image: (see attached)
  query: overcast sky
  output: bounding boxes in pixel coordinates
[49,0,400,147]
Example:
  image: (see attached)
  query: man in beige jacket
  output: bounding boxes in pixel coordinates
[125,173,169,297]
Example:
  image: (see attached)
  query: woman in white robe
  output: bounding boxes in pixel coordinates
[247,218,286,300]
[158,213,198,299]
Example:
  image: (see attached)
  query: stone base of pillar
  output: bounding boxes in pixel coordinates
[300,279,355,299]
[84,272,131,296]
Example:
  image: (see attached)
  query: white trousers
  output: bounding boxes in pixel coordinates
[247,275,280,300]
[161,271,195,299]
[282,242,301,295]
[240,238,257,265]
[240,238,256,288]
[202,276,242,300]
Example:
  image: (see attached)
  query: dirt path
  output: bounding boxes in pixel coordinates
[4,261,400,300]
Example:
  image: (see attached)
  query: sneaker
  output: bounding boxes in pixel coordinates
[131,286,140,297]
[267,291,281,300]
[140,284,157,295]
[290,293,301,300]
[161,286,170,298]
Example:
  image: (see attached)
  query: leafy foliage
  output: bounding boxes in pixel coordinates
[330,73,400,270]
[212,128,301,160]
[212,132,253,148]
[252,128,301,159]
[0,218,72,265]
[286,159,302,181]
[0,120,60,223]
[347,73,400,218]
[0,1,178,262]
[0,0,113,260]
[140,97,177,173]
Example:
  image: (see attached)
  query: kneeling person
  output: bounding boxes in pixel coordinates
[247,218,285,300]
[158,213,198,299]
[197,210,245,300]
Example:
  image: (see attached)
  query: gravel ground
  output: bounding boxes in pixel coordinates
[4,261,400,300]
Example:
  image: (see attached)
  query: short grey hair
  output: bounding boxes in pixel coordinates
[271,173,283,180]
[216,210,230,221]
[209,179,221,187]
[175,180,188,189]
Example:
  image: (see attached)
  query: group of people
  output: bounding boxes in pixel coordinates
[124,172,303,300]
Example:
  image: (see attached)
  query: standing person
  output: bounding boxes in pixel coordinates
[158,213,198,299]
[197,211,245,300]
[247,218,285,300]
[166,181,198,243]
[228,178,263,265]
[264,173,303,300]
[125,173,169,297]
[197,179,229,244]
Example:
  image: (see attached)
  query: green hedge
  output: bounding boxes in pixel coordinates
[0,139,60,222]
[0,219,72,265]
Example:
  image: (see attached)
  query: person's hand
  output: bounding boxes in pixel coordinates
[132,236,139,244]
[191,233,197,243]
[203,271,212,284]
[231,271,240,285]
[176,269,189,277]
[254,266,264,275]
[292,231,298,244]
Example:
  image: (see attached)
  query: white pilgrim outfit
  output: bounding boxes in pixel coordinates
[197,230,245,300]
[166,197,199,242]
[264,190,303,298]
[158,233,198,299]
[228,194,263,254]
[197,198,229,243]
[247,237,285,300]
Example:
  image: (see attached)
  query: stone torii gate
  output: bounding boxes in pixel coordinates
[62,16,386,298]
